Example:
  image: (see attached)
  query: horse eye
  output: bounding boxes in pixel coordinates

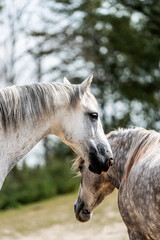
[89,112,98,120]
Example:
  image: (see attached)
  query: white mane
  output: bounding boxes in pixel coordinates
[0,82,80,131]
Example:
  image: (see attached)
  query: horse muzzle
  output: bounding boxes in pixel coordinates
[74,200,92,223]
[88,143,113,174]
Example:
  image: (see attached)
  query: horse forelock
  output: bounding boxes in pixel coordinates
[0,82,81,132]
[86,91,98,108]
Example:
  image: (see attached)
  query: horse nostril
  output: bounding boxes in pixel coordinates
[109,158,113,166]
[82,209,90,215]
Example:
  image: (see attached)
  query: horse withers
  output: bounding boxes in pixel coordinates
[74,127,160,240]
[0,74,112,189]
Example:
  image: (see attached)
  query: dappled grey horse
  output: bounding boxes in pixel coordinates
[0,74,112,189]
[74,127,160,240]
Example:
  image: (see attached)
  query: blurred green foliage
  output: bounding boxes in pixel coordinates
[0,142,78,210]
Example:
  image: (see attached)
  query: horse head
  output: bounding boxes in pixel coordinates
[74,157,115,222]
[58,74,113,174]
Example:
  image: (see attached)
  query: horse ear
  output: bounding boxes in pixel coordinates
[80,73,93,94]
[63,77,71,84]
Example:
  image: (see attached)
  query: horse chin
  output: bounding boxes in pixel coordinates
[76,210,93,223]
[70,145,87,162]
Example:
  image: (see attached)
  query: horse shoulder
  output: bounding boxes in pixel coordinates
[118,155,160,238]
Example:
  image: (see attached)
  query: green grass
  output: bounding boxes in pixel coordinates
[0,190,128,239]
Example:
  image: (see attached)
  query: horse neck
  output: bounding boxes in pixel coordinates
[0,83,72,188]
[0,122,45,189]
[107,129,136,189]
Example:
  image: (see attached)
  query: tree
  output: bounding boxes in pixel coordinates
[30,0,160,131]
[0,0,35,86]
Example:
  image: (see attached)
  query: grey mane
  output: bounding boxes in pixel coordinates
[107,127,160,181]
[0,82,80,131]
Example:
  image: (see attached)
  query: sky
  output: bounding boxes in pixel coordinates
[0,0,53,166]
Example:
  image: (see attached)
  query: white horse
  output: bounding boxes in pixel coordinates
[0,74,112,189]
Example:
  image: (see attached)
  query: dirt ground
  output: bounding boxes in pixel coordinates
[0,191,128,240]
[14,222,128,240]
